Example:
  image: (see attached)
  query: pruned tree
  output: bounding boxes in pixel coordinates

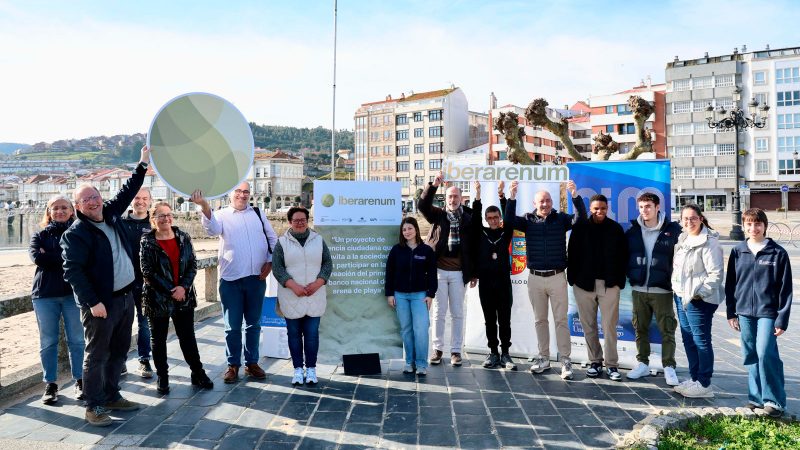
[493,111,536,164]
[591,95,655,160]
[524,98,588,162]
[592,131,620,161]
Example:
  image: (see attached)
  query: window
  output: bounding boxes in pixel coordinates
[384,145,392,155]
[717,144,735,155]
[618,104,632,115]
[383,130,391,140]
[693,76,713,89]
[778,136,800,153]
[383,160,391,170]
[396,145,409,156]
[716,97,735,110]
[776,67,800,84]
[399,177,409,188]
[754,71,767,85]
[672,101,691,114]
[693,100,711,112]
[414,144,424,154]
[414,128,423,137]
[717,166,735,178]
[429,159,442,170]
[694,122,713,134]
[605,124,615,133]
[396,114,408,125]
[255,168,262,177]
[370,131,379,141]
[756,138,769,153]
[778,113,800,129]
[672,123,692,135]
[370,116,378,126]
[779,159,800,175]
[413,112,423,122]
[396,162,409,172]
[618,123,635,135]
[695,145,714,156]
[415,176,424,186]
[695,167,715,178]
[396,130,409,140]
[675,167,693,179]
[715,74,735,87]
[673,79,691,91]
[671,146,692,157]
[777,91,800,106]
[369,146,378,156]
[428,109,443,121]
[429,126,443,137]
[414,160,423,170]
[429,142,443,153]
[605,105,615,114]
[754,93,769,106]
[756,160,770,174]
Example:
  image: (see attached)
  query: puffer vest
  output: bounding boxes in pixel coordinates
[277,230,326,319]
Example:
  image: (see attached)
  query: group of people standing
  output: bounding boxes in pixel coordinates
[384,172,792,418]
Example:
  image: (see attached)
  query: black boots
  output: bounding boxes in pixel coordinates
[191,371,214,390]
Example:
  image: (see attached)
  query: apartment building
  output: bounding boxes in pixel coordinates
[589,81,667,158]
[667,45,800,211]
[353,87,470,204]
[249,149,304,211]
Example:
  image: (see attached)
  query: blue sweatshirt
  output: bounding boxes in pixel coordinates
[384,243,438,298]
[725,238,793,330]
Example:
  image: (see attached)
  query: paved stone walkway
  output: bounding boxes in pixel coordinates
[0,242,798,449]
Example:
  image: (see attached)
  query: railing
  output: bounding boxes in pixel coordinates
[767,222,800,247]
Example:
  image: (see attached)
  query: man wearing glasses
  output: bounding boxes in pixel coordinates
[61,146,150,426]
[191,182,278,383]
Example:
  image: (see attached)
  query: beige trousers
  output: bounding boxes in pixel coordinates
[527,272,570,360]
[573,280,620,367]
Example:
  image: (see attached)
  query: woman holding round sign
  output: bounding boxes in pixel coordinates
[272,207,333,386]
[140,202,213,394]
[385,217,437,376]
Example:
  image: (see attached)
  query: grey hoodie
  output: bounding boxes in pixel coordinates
[633,212,671,294]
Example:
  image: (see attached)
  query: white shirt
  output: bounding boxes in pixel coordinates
[201,206,278,281]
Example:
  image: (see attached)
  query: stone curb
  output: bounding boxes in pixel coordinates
[0,301,220,402]
[617,406,800,449]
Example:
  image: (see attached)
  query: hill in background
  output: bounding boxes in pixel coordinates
[0,143,30,155]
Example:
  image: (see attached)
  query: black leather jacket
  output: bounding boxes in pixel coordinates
[140,227,198,318]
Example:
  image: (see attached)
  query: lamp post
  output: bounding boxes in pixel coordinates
[705,87,769,240]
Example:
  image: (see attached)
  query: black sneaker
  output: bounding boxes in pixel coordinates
[120,366,128,376]
[42,383,58,405]
[606,367,622,382]
[764,406,783,418]
[745,402,763,411]
[75,379,85,400]
[139,360,154,378]
[500,353,517,371]
[482,353,500,368]
[586,362,601,378]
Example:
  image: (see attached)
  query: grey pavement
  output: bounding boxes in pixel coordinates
[0,240,798,449]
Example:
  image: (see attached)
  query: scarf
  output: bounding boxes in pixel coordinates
[446,207,462,252]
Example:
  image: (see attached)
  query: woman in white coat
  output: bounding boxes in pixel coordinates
[671,204,724,399]
[272,207,332,386]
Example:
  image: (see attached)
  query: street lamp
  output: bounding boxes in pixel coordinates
[705,88,770,240]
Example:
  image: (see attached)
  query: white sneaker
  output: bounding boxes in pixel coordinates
[530,357,551,374]
[402,364,414,374]
[305,367,318,384]
[560,359,574,381]
[674,379,696,395]
[291,367,304,385]
[680,382,713,398]
[627,362,650,379]
[663,366,680,386]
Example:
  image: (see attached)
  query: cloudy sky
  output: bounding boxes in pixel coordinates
[1,0,798,143]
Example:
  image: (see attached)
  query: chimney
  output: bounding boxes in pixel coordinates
[704,52,709,58]
[386,94,392,101]
[742,44,747,52]
[733,47,738,54]
[646,75,652,88]
[400,93,405,100]
[766,44,770,50]
[490,92,497,110]
[674,56,679,62]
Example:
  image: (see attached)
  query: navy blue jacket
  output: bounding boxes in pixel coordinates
[625,219,681,290]
[567,216,628,291]
[61,163,146,308]
[384,243,438,298]
[725,239,793,330]
[505,196,587,271]
[29,219,73,299]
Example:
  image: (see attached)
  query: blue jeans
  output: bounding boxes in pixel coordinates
[133,287,151,362]
[395,291,430,369]
[674,296,718,387]
[219,275,266,366]
[285,316,321,369]
[33,295,85,382]
[738,315,786,410]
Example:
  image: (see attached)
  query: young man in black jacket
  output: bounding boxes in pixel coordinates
[470,181,516,370]
[62,146,150,427]
[120,187,153,378]
[567,194,627,381]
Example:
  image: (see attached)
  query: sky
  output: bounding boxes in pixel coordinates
[1,0,799,144]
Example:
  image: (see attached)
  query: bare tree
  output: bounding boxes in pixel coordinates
[493,111,536,165]
[524,98,588,162]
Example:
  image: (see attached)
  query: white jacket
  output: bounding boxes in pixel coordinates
[276,230,327,319]
[672,227,724,306]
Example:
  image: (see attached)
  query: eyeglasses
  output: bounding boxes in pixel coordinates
[682,216,701,222]
[155,213,173,220]
[291,218,308,224]
[234,189,250,196]
[79,194,101,205]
